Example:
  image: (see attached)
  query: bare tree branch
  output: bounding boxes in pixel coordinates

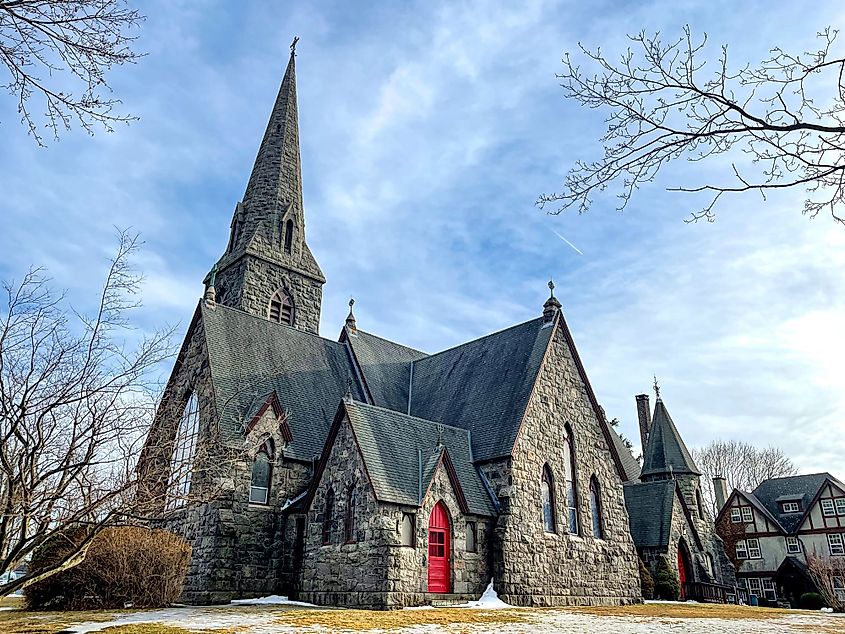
[0,0,144,145]
[539,26,845,224]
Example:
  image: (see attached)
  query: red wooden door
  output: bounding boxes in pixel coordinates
[677,546,688,599]
[427,502,451,593]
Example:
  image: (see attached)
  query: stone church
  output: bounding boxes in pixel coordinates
[138,45,643,608]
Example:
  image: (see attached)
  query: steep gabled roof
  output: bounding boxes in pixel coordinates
[339,401,497,516]
[408,317,553,462]
[342,328,428,411]
[202,302,363,461]
[752,472,844,534]
[640,399,700,479]
[611,429,642,483]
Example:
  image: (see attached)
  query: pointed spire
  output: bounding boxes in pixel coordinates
[242,38,304,218]
[345,298,357,333]
[543,279,561,323]
[639,397,701,481]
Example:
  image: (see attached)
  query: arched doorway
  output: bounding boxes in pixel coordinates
[677,539,692,599]
[427,501,451,593]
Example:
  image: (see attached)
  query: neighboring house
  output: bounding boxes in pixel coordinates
[136,45,642,609]
[620,392,736,601]
[715,472,845,607]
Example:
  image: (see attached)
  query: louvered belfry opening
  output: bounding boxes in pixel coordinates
[269,290,294,325]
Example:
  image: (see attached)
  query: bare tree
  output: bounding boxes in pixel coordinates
[806,552,845,611]
[0,0,144,145]
[692,439,797,515]
[0,230,178,596]
[538,26,845,223]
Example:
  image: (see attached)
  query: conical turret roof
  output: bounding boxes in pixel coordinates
[640,399,700,479]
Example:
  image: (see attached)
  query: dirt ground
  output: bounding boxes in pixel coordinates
[1,597,843,634]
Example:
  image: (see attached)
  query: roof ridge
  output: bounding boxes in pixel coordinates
[354,329,429,356]
[204,301,345,347]
[414,316,545,364]
[346,399,471,437]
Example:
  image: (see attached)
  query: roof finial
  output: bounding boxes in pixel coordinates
[204,263,218,309]
[345,297,357,334]
[653,375,661,401]
[344,374,353,403]
[543,279,561,323]
[290,36,299,56]
[436,423,444,450]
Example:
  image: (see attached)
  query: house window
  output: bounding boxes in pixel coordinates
[836,498,845,516]
[782,501,800,513]
[344,485,357,543]
[785,536,801,554]
[284,219,294,254]
[828,533,844,556]
[322,489,335,545]
[736,540,748,559]
[741,506,753,523]
[249,438,274,504]
[747,538,761,559]
[400,513,416,547]
[747,577,762,597]
[541,464,557,533]
[589,476,603,539]
[822,499,836,517]
[762,578,777,601]
[269,290,294,325]
[563,425,579,535]
[166,392,201,510]
[466,522,477,552]
[730,508,742,523]
[833,576,845,602]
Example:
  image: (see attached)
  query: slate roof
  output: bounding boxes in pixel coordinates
[611,429,642,483]
[202,303,364,461]
[344,330,428,411]
[344,401,497,516]
[640,399,700,479]
[751,472,844,533]
[408,318,553,462]
[623,480,677,548]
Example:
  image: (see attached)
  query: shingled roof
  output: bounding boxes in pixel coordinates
[407,317,553,462]
[343,329,428,411]
[202,303,363,461]
[611,429,642,483]
[640,399,700,479]
[342,401,497,516]
[623,480,677,548]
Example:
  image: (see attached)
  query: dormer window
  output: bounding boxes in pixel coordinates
[781,501,800,514]
[269,290,294,325]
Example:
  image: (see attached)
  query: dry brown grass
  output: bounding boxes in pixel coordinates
[1,594,24,608]
[272,607,530,631]
[564,601,799,620]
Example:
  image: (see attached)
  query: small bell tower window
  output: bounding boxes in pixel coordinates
[284,219,294,254]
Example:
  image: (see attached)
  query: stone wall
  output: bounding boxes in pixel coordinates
[298,415,493,609]
[492,321,641,606]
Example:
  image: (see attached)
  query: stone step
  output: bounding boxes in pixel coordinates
[428,594,471,607]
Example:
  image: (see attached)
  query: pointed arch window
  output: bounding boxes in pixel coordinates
[166,392,200,510]
[344,484,357,543]
[268,290,294,325]
[249,438,274,505]
[589,476,603,539]
[541,465,556,533]
[563,424,579,534]
[283,219,294,254]
[322,488,335,545]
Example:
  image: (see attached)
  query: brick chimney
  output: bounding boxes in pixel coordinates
[713,476,729,512]
[635,393,651,452]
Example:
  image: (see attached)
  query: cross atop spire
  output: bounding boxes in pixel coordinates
[653,375,661,401]
[290,36,299,55]
[345,298,357,333]
[543,279,562,323]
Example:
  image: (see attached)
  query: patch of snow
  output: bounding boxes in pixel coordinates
[453,579,512,609]
[821,607,834,613]
[230,594,315,607]
[0,606,17,611]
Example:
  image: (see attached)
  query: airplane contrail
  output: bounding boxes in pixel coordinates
[551,229,584,256]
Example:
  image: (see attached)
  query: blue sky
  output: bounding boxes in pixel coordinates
[1,0,844,473]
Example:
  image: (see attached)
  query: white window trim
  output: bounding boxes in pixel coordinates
[782,502,800,513]
[822,499,836,517]
[747,577,762,595]
[741,506,753,523]
[833,576,845,602]
[730,508,742,523]
[785,536,801,554]
[828,533,844,556]
[736,540,749,559]
[836,498,845,516]
[747,537,762,559]
[762,578,777,600]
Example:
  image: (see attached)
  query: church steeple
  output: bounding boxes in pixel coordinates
[209,38,326,335]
